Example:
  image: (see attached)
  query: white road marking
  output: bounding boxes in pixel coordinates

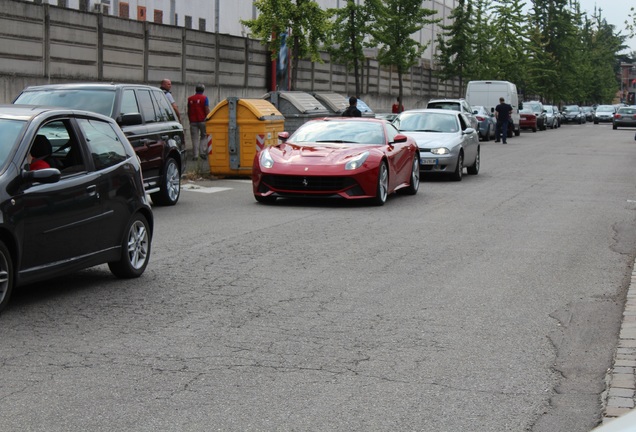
[181,184,232,194]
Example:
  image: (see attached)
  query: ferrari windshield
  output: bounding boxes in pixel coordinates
[290,120,385,145]
[395,112,459,133]
[14,89,117,117]
[0,119,27,167]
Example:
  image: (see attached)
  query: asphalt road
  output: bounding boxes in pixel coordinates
[2,123,636,432]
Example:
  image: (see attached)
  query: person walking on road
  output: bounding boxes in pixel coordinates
[187,84,211,160]
[495,97,512,144]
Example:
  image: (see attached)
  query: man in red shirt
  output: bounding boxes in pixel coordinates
[187,84,211,161]
[29,135,52,170]
[392,96,404,114]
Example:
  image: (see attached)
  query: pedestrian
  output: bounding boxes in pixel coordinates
[392,96,404,113]
[495,97,512,144]
[160,78,182,123]
[342,96,362,117]
[187,84,211,161]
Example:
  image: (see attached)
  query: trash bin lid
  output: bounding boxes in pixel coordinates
[238,99,285,121]
[263,91,330,115]
[311,92,349,114]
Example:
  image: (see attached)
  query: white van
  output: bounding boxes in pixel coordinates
[465,80,521,137]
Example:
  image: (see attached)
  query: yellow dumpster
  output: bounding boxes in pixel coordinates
[206,97,285,177]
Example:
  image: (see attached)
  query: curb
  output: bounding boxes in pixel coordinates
[601,258,636,424]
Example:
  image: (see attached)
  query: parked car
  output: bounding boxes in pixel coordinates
[0,105,153,312]
[471,105,496,141]
[581,106,594,122]
[252,118,420,205]
[13,83,186,206]
[552,105,563,127]
[523,101,547,130]
[394,108,479,181]
[544,105,559,129]
[594,105,617,124]
[426,98,480,131]
[519,107,538,132]
[613,106,636,129]
[562,105,586,124]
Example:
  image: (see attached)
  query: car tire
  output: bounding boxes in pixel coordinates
[0,240,14,313]
[108,213,151,278]
[371,162,389,206]
[594,120,599,124]
[150,157,180,206]
[613,124,617,130]
[402,155,420,195]
[532,127,537,132]
[514,127,520,137]
[451,152,463,182]
[467,148,480,175]
[255,194,277,204]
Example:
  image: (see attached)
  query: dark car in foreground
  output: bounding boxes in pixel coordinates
[0,105,153,312]
[394,108,480,181]
[252,118,420,206]
[13,83,186,206]
[613,106,636,129]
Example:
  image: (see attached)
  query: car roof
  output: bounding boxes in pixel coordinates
[21,83,158,91]
[400,108,459,115]
[0,103,114,122]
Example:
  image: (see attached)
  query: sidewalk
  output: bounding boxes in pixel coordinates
[601,257,636,424]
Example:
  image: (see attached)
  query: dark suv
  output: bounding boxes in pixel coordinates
[13,83,186,206]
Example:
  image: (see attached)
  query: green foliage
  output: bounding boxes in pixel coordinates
[241,0,330,89]
[434,0,476,89]
[325,1,371,96]
[366,0,439,105]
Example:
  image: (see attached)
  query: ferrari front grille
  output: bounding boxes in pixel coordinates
[262,175,357,192]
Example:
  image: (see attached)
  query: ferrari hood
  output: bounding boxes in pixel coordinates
[269,142,377,165]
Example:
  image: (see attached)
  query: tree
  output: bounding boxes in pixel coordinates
[241,0,330,90]
[366,0,439,107]
[434,0,476,91]
[488,0,529,90]
[326,1,371,97]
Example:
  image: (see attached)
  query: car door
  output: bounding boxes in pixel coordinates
[458,113,478,164]
[13,117,105,277]
[119,88,162,185]
[384,122,412,186]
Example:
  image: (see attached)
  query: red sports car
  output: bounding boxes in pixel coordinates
[519,108,538,132]
[252,118,420,205]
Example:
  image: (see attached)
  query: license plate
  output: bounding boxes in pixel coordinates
[421,158,438,165]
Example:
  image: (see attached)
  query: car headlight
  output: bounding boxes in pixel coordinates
[345,151,369,170]
[431,147,450,155]
[259,148,274,168]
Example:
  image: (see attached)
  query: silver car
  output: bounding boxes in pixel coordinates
[613,106,636,130]
[393,109,480,181]
[594,105,616,124]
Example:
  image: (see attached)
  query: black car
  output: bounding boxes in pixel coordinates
[0,105,153,312]
[13,83,186,206]
[561,105,586,124]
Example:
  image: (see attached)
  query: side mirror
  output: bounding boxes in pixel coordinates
[392,134,408,144]
[117,113,143,126]
[278,131,290,143]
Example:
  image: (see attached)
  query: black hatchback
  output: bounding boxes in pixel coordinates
[0,105,153,312]
[13,83,186,206]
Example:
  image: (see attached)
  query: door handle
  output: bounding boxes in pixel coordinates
[86,185,98,198]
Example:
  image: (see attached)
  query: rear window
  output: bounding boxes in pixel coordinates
[14,89,116,117]
[427,101,460,111]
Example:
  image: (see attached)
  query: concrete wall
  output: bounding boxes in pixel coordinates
[0,0,461,113]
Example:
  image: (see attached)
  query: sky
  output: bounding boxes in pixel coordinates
[576,0,635,54]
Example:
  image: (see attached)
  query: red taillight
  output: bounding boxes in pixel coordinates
[475,116,485,121]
